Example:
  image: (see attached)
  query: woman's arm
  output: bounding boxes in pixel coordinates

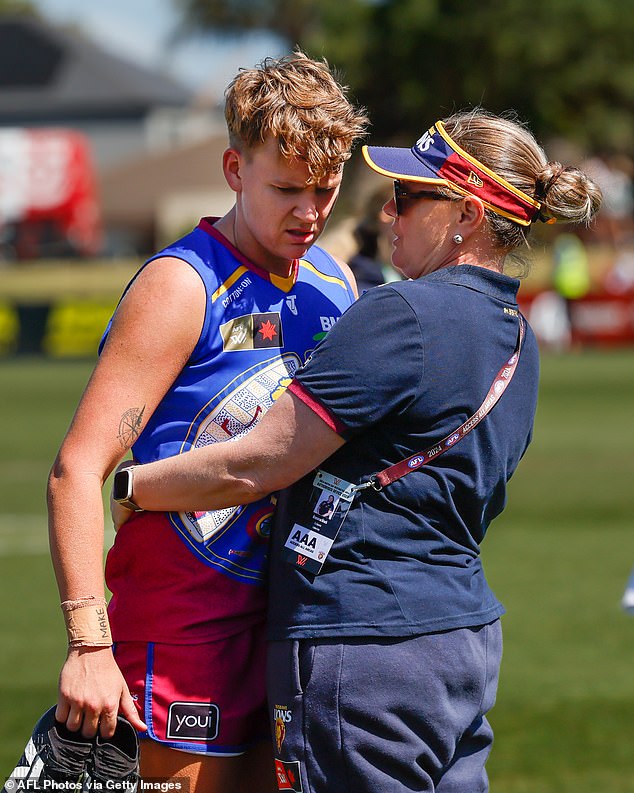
[119,389,345,515]
[48,257,205,738]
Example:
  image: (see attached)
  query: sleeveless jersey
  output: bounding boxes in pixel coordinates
[104,217,355,643]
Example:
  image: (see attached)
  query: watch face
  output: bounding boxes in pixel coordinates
[113,470,131,501]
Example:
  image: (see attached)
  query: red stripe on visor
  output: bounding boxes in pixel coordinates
[363,120,543,226]
[438,152,539,225]
[423,122,541,225]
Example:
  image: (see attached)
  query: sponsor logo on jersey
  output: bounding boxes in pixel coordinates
[221,312,283,351]
[220,274,253,308]
[313,315,339,342]
[166,702,220,741]
[286,295,298,316]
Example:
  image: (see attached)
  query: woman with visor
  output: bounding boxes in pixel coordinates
[112,109,601,792]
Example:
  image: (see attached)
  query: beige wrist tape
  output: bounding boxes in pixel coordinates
[61,596,112,647]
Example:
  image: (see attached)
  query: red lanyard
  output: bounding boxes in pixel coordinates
[358,316,526,492]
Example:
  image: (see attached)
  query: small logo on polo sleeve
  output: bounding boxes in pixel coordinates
[167,702,220,741]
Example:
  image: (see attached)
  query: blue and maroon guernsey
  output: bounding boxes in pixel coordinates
[103,218,355,643]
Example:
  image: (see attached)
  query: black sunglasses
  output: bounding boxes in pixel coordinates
[393,180,450,216]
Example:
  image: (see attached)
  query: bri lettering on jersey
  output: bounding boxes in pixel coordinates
[320,316,338,331]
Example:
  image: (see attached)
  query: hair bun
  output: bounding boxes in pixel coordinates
[536,161,602,226]
[536,162,565,201]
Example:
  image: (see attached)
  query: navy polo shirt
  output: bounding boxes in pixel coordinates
[268,265,540,639]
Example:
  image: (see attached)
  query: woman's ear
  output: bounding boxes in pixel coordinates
[223,148,242,193]
[456,195,486,234]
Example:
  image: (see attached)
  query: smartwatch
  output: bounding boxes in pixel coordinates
[112,466,143,511]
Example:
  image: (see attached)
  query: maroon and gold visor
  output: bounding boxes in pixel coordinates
[362,120,542,227]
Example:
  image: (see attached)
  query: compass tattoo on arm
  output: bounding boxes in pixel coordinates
[117,406,146,449]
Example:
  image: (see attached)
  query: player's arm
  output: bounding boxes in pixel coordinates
[115,389,345,516]
[48,257,205,739]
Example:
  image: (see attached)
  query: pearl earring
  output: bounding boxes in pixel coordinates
[453,234,463,245]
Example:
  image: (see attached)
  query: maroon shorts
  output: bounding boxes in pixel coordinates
[114,623,270,755]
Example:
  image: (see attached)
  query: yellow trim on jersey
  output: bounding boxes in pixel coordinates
[211,265,249,304]
[270,270,297,293]
[299,259,348,290]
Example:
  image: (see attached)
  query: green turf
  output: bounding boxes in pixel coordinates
[485,349,634,791]
[0,360,94,766]
[1,351,634,789]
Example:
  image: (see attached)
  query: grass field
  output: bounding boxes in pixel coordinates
[1,351,634,790]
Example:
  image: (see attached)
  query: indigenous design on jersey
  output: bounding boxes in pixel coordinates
[171,353,300,579]
[103,217,355,588]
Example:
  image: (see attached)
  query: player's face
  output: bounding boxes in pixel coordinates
[383,181,458,280]
[228,136,342,275]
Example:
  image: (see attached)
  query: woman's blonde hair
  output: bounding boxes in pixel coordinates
[225,50,369,181]
[442,110,603,254]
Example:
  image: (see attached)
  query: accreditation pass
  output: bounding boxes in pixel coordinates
[282,469,358,575]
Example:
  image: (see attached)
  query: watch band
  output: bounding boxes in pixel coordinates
[113,467,143,512]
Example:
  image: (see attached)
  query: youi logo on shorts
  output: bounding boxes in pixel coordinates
[166,702,220,741]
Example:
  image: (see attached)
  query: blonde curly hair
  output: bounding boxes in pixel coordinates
[225,50,369,182]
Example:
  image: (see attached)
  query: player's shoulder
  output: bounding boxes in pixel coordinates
[301,245,356,296]
[144,229,244,298]
[133,255,206,297]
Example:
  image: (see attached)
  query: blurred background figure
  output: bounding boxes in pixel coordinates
[552,233,591,304]
[552,232,591,349]
[621,566,634,614]
[582,153,634,250]
[588,153,634,295]
[526,290,571,352]
[347,186,398,293]
[526,233,590,353]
